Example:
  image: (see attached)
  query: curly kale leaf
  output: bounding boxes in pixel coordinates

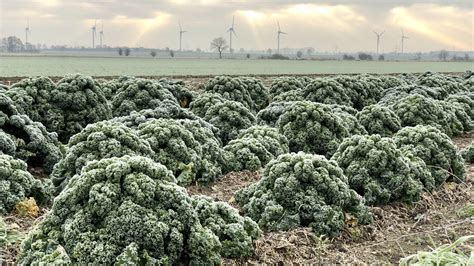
[50,121,155,194]
[357,104,401,136]
[0,154,52,214]
[394,125,465,186]
[331,135,426,205]
[235,152,371,236]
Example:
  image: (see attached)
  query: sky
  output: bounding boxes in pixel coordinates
[0,0,473,52]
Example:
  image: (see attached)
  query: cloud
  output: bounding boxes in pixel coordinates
[389,4,473,50]
[0,0,471,51]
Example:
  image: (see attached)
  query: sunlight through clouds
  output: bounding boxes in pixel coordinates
[390,4,473,50]
[108,12,172,46]
[1,0,472,51]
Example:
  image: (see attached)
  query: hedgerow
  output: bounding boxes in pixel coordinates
[6,76,63,134]
[241,77,270,111]
[138,118,224,185]
[269,77,304,97]
[302,78,353,106]
[0,94,62,173]
[203,101,256,144]
[190,92,226,117]
[111,78,177,117]
[416,72,467,94]
[191,195,261,258]
[18,156,257,264]
[53,74,112,142]
[235,152,371,236]
[204,76,255,110]
[50,121,155,194]
[331,134,427,205]
[394,125,465,187]
[276,101,349,157]
[237,126,289,157]
[0,154,51,214]
[356,105,401,136]
[461,142,473,163]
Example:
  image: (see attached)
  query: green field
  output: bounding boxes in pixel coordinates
[0,55,472,77]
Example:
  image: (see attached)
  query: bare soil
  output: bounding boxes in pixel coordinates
[1,134,472,265]
[190,133,474,265]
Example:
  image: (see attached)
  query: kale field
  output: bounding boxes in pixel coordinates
[1,55,473,77]
[0,71,473,264]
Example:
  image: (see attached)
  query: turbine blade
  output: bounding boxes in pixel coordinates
[278,21,281,31]
[232,15,235,27]
[233,30,237,38]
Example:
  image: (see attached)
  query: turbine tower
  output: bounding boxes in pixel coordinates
[25,18,30,44]
[401,28,409,53]
[91,21,97,48]
[373,30,384,54]
[227,16,237,54]
[99,23,104,47]
[277,21,287,54]
[179,21,187,52]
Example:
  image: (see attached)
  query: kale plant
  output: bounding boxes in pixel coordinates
[235,152,371,236]
[331,135,429,205]
[111,78,177,117]
[50,121,155,194]
[394,125,465,186]
[0,154,51,214]
[356,104,401,136]
[203,100,256,144]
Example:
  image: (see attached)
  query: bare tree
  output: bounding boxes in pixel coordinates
[4,36,23,52]
[439,50,449,61]
[125,47,131,56]
[210,37,228,59]
[118,47,123,56]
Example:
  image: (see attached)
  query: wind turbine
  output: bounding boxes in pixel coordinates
[373,30,384,54]
[25,18,30,44]
[179,21,187,52]
[91,20,97,48]
[277,21,287,54]
[401,28,409,53]
[227,16,237,54]
[99,23,104,47]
